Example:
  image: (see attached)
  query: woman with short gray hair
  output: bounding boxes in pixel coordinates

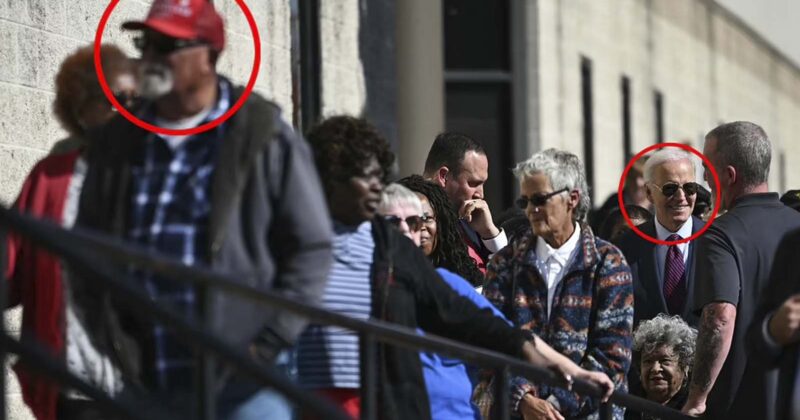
[377,183,424,245]
[512,148,592,224]
[630,314,697,419]
[483,148,633,419]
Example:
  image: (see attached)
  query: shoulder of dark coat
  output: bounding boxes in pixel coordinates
[230,84,282,126]
[615,220,656,252]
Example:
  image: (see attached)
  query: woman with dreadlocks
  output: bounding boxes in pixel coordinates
[394,175,509,419]
[398,175,484,289]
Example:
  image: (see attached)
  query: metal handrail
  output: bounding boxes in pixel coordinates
[0,206,350,420]
[0,206,691,420]
[1,334,177,420]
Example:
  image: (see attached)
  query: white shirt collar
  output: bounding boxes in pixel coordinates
[654,216,693,241]
[535,223,582,267]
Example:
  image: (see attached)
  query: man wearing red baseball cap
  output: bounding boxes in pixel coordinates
[121,0,225,115]
[71,0,333,419]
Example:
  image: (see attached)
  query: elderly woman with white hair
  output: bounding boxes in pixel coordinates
[378,183,426,246]
[378,182,510,419]
[629,315,697,420]
[483,148,634,420]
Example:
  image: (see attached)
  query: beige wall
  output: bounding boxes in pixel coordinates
[319,0,367,117]
[531,0,800,203]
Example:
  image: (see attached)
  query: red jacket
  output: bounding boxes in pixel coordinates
[7,151,80,420]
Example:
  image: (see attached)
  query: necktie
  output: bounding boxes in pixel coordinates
[663,234,686,315]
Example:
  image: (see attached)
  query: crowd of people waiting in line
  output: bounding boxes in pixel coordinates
[6,1,800,420]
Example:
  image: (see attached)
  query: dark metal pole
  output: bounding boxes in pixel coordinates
[495,366,510,420]
[0,334,176,420]
[599,402,614,420]
[196,282,216,420]
[298,0,321,132]
[359,332,378,420]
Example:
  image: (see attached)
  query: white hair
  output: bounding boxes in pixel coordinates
[512,148,591,223]
[378,183,422,214]
[643,147,702,183]
[633,314,697,371]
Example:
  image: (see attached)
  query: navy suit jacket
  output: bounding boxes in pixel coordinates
[616,216,704,328]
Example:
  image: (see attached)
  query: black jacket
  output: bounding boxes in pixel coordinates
[616,216,703,328]
[747,228,800,420]
[368,217,528,420]
[73,81,333,387]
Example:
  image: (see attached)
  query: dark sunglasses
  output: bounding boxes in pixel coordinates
[516,188,569,209]
[653,182,700,198]
[134,35,206,55]
[384,215,424,232]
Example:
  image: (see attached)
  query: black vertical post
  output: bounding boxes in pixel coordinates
[599,402,614,420]
[581,56,595,197]
[494,367,510,420]
[654,90,664,144]
[621,75,632,162]
[196,283,215,420]
[0,226,7,420]
[359,332,378,420]
[299,0,321,132]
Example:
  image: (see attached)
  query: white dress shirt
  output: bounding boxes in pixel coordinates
[482,229,508,254]
[654,217,693,285]
[534,223,582,319]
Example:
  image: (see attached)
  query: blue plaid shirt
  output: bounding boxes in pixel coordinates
[127,79,230,390]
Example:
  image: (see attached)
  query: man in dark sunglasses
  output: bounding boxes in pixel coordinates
[617,147,705,327]
[616,147,706,409]
[122,0,224,108]
[72,1,333,419]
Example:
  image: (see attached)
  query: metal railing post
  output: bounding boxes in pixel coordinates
[599,402,614,420]
[495,366,510,420]
[196,282,216,420]
[359,332,378,420]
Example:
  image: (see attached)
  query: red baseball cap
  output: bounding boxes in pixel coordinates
[122,0,225,51]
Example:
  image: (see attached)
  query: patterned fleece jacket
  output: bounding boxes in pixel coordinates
[483,224,633,419]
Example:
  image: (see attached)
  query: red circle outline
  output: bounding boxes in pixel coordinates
[618,142,721,246]
[93,0,261,136]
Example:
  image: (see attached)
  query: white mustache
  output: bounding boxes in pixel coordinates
[138,63,174,100]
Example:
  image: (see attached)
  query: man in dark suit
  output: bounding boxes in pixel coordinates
[747,228,800,420]
[423,133,507,273]
[617,147,704,328]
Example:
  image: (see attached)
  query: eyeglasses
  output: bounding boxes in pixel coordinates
[384,215,423,232]
[420,214,435,226]
[134,35,206,56]
[515,188,569,209]
[652,182,700,198]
